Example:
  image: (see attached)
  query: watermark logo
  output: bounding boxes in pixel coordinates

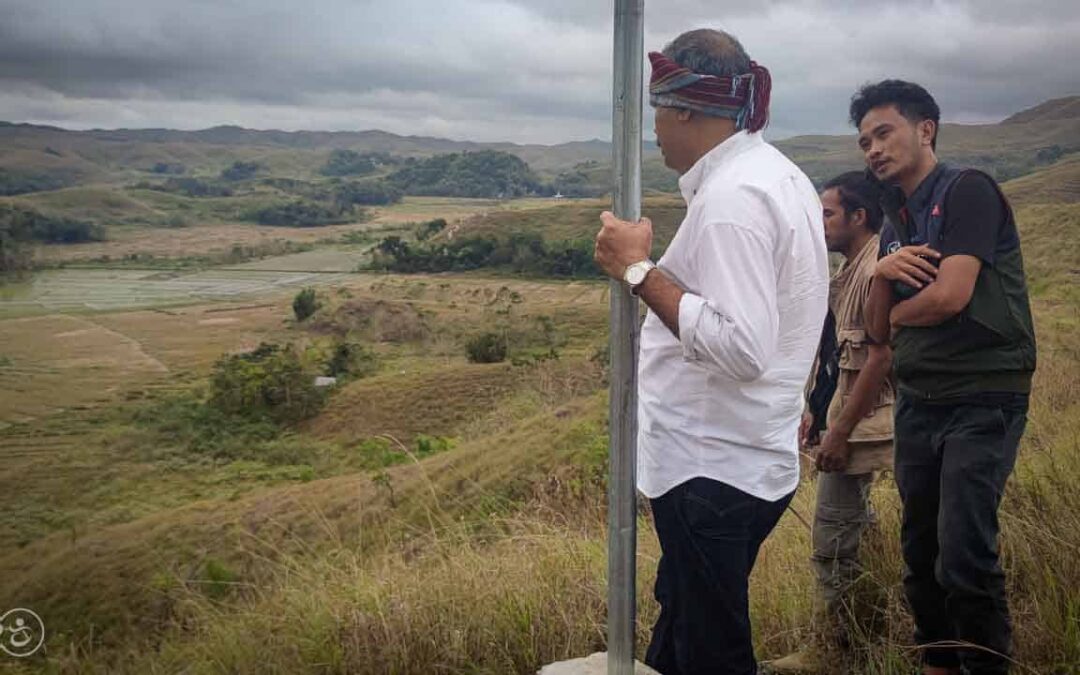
[0,608,45,658]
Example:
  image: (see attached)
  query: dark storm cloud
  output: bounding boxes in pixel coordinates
[0,0,1076,142]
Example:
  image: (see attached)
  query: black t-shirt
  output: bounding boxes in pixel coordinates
[876,165,1036,399]
[939,172,1019,265]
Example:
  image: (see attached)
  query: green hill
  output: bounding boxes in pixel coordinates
[3,95,1078,199]
[1002,96,1080,125]
[1002,153,1080,205]
[773,98,1080,186]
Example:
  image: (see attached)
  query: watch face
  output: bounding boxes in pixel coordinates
[626,265,646,286]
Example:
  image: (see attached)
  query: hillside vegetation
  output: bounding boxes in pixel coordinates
[0,98,1078,674]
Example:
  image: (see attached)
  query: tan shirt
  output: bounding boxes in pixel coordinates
[825,235,894,473]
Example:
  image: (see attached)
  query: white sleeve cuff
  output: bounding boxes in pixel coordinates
[678,292,706,362]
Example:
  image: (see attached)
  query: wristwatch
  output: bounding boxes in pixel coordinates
[623,259,657,295]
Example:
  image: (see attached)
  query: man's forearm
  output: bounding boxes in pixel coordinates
[865,276,894,344]
[831,346,892,437]
[637,268,685,338]
[890,283,959,327]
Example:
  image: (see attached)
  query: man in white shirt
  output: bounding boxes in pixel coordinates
[594,29,829,675]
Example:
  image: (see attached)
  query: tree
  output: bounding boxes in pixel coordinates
[320,149,383,177]
[334,179,403,206]
[208,342,324,424]
[385,150,541,198]
[293,288,320,322]
[220,161,260,181]
[245,200,356,227]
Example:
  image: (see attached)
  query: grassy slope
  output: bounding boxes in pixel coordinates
[1,139,1079,675]
[1003,154,1080,206]
[108,195,1076,674]
[447,195,686,251]
[66,181,1079,675]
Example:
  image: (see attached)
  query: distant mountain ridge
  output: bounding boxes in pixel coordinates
[0,121,625,175]
[0,96,1077,190]
[1002,96,1080,125]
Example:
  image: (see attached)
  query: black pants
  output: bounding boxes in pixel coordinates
[894,392,1028,674]
[645,477,794,675]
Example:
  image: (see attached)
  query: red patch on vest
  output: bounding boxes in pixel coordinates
[931,204,941,217]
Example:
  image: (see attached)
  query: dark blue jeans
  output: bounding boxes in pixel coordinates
[894,392,1028,674]
[645,477,794,675]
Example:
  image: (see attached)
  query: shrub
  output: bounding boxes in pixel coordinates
[220,161,260,181]
[293,288,320,322]
[149,162,186,175]
[1,204,104,274]
[414,434,453,458]
[320,149,391,177]
[465,332,507,363]
[325,341,378,379]
[134,389,330,464]
[208,342,325,425]
[370,232,599,278]
[0,168,77,196]
[415,218,447,240]
[333,179,403,206]
[161,214,189,228]
[244,200,356,227]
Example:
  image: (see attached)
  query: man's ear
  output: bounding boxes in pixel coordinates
[850,207,868,231]
[918,119,936,148]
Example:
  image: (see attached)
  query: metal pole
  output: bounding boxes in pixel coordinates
[608,1,643,673]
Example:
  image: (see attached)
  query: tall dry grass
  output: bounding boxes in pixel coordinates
[25,208,1080,674]
[47,350,1079,674]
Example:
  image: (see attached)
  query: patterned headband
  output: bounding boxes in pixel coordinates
[648,51,771,132]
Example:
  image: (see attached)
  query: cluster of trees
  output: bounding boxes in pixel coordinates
[1,205,104,274]
[262,177,402,207]
[242,199,359,227]
[371,231,599,278]
[220,161,261,182]
[139,333,380,463]
[149,162,186,175]
[414,218,447,240]
[209,342,326,425]
[543,162,608,198]
[0,168,77,196]
[319,149,396,177]
[385,150,542,199]
[332,179,403,206]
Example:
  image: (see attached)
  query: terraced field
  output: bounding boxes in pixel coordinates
[0,266,353,318]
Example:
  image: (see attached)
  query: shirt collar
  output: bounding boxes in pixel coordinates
[678,131,763,204]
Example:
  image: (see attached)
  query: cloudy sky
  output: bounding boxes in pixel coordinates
[0,0,1078,144]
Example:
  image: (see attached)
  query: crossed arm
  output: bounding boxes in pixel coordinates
[865,245,983,344]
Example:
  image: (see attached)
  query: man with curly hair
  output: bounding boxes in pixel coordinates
[854,80,1036,675]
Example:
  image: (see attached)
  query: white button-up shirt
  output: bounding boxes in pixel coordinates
[637,131,829,501]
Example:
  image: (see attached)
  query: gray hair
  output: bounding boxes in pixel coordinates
[661,29,751,78]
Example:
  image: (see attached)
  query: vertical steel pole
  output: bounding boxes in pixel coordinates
[609,1,643,673]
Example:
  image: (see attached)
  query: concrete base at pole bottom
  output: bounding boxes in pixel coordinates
[538,652,660,675]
